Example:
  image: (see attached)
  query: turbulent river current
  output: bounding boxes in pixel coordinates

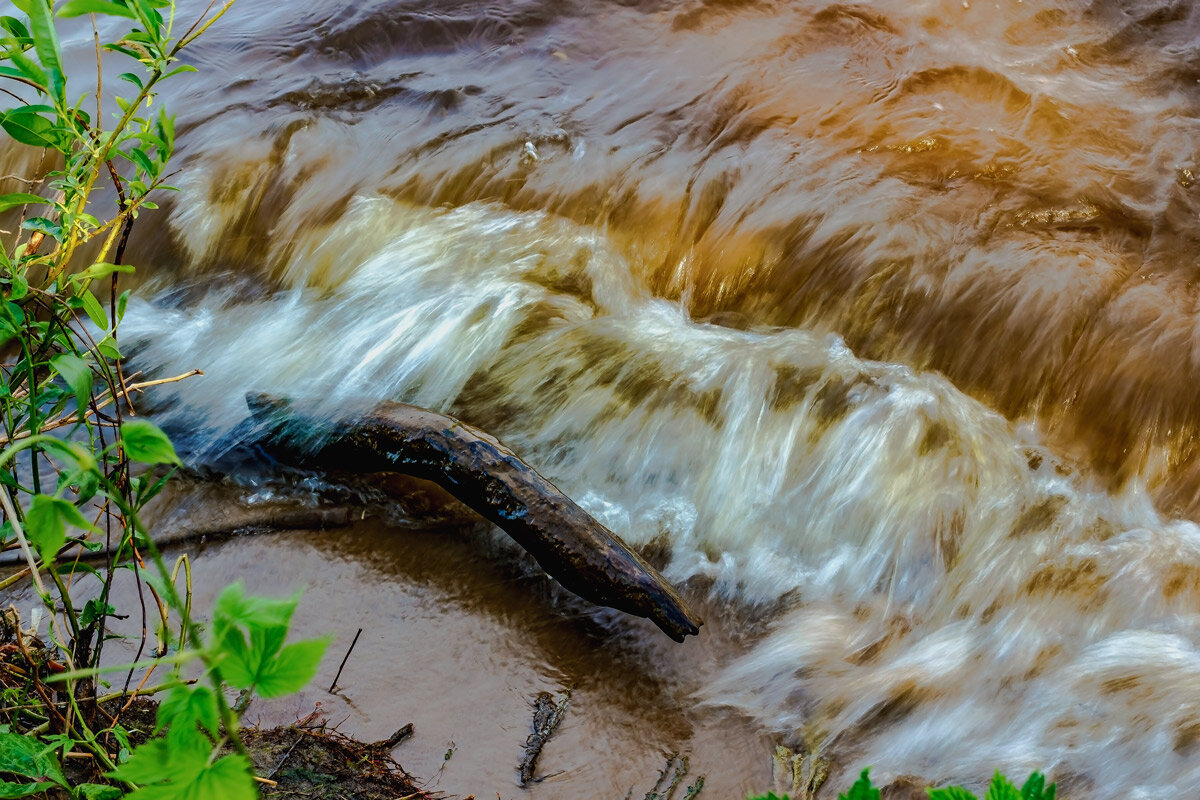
[8,0,1200,797]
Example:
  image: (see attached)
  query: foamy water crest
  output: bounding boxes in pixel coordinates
[121,197,1200,796]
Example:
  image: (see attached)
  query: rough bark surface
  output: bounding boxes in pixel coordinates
[247,394,703,642]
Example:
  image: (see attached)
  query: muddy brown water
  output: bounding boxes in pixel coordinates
[6,0,1200,796]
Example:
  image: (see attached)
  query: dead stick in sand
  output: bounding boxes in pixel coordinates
[519,690,569,786]
[328,627,363,693]
[247,394,703,642]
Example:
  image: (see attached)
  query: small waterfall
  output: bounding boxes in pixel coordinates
[123,196,1200,796]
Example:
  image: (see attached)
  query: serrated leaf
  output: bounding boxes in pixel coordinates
[839,768,880,800]
[75,784,122,800]
[157,685,221,749]
[1018,772,1053,800]
[213,583,299,630]
[107,738,192,786]
[256,636,330,698]
[180,754,256,800]
[928,788,977,800]
[111,744,253,800]
[984,772,1021,800]
[120,419,180,465]
[0,731,66,788]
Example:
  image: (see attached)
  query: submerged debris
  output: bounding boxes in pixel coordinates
[249,394,703,642]
[771,744,828,800]
[641,754,705,800]
[518,689,570,786]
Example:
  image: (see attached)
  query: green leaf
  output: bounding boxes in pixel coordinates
[157,685,220,748]
[125,146,155,178]
[1,108,56,149]
[212,624,254,688]
[76,784,123,800]
[984,772,1020,800]
[3,49,46,93]
[111,742,254,800]
[133,469,171,505]
[51,353,93,409]
[182,754,256,800]
[80,289,110,331]
[0,781,46,798]
[0,193,47,212]
[116,71,143,89]
[840,769,880,800]
[96,336,122,360]
[1019,773,1054,800]
[125,0,163,34]
[213,583,300,630]
[162,64,196,79]
[20,216,61,242]
[0,731,67,788]
[0,17,31,43]
[120,419,180,465]
[25,495,97,562]
[255,637,330,698]
[6,274,26,302]
[25,495,66,562]
[108,738,197,786]
[210,584,316,693]
[26,0,65,103]
[0,319,16,351]
[80,598,115,627]
[928,788,977,800]
[58,1,138,20]
[70,261,135,286]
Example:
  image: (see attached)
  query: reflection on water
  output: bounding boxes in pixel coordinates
[7,0,1200,795]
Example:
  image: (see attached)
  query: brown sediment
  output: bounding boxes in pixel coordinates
[243,724,434,800]
[246,394,703,643]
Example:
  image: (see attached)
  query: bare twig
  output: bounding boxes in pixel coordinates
[518,690,570,786]
[328,628,363,693]
[266,733,305,780]
[0,370,202,446]
[371,723,414,750]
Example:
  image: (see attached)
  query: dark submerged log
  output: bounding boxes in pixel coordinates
[247,394,703,642]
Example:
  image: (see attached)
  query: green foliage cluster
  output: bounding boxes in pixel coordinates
[749,768,1056,800]
[0,1,330,797]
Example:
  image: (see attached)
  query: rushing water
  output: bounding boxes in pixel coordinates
[8,0,1200,796]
